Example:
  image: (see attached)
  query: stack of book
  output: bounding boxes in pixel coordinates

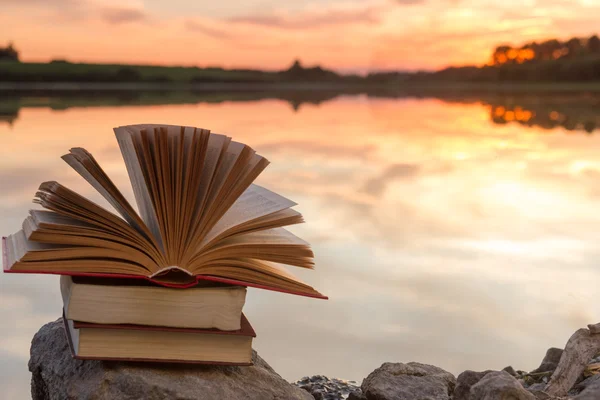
[3,124,326,365]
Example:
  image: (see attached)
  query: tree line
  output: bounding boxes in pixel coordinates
[3,35,600,83]
[369,34,600,83]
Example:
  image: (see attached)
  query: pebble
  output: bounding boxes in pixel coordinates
[292,352,600,400]
[294,375,361,400]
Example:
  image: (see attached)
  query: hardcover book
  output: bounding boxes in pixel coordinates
[2,124,325,299]
[61,275,247,330]
[62,310,256,365]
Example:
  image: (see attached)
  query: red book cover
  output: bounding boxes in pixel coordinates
[3,236,327,299]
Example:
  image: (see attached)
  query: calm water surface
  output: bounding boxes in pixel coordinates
[1,94,600,398]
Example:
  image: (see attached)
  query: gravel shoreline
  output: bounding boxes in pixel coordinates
[292,323,600,400]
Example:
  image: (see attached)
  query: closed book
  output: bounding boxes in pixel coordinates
[61,275,247,330]
[62,310,256,365]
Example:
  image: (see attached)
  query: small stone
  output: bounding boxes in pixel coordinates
[294,374,360,400]
[502,366,517,376]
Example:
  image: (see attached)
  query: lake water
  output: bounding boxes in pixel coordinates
[1,92,600,398]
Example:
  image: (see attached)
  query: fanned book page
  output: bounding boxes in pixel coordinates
[2,124,326,299]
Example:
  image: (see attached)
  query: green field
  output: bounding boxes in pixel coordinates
[0,61,282,83]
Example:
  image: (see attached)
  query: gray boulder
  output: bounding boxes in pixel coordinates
[360,362,456,400]
[29,318,312,400]
[348,390,368,400]
[470,371,536,400]
[453,370,494,400]
[526,382,547,392]
[531,348,564,374]
[574,375,600,400]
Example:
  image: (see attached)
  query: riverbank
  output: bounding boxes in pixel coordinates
[3,81,600,93]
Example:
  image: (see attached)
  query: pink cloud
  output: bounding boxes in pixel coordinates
[226,7,382,29]
[100,7,147,25]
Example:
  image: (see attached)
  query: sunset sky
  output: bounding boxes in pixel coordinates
[2,0,600,72]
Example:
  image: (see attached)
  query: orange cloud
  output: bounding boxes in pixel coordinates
[1,0,600,71]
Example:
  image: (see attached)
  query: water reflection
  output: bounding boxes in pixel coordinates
[3,91,600,134]
[489,95,600,133]
[1,94,600,399]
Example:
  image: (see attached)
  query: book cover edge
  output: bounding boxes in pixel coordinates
[2,237,8,272]
[61,310,78,358]
[3,268,328,299]
[72,313,257,338]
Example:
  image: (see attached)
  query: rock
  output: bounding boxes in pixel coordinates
[29,318,312,400]
[518,378,527,387]
[526,382,547,392]
[528,390,552,400]
[361,362,455,400]
[576,375,600,391]
[470,371,536,400]
[587,323,600,335]
[347,390,367,400]
[574,375,600,399]
[531,348,564,374]
[503,366,517,376]
[294,375,360,400]
[546,328,600,397]
[453,370,494,400]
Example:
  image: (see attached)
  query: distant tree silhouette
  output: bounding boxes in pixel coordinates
[367,33,600,83]
[588,35,600,53]
[0,42,19,61]
[289,59,303,72]
[279,59,341,81]
[565,37,583,57]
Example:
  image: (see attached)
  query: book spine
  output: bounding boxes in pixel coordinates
[2,237,8,272]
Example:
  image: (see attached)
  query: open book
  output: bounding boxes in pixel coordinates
[3,124,325,299]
